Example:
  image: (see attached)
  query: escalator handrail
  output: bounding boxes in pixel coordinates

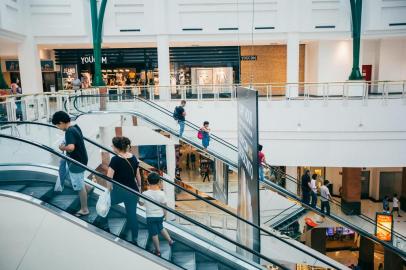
[71,94,238,151]
[69,95,406,254]
[266,164,406,242]
[70,97,239,169]
[0,120,344,269]
[260,176,406,256]
[0,133,288,270]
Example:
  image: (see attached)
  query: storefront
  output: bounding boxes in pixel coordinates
[54,48,158,90]
[2,59,57,92]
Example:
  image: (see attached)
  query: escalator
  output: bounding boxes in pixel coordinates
[68,94,406,258]
[0,127,345,269]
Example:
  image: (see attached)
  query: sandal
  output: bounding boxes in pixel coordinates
[75,211,89,217]
[154,250,161,256]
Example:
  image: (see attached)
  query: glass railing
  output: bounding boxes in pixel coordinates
[67,94,406,256]
[0,122,343,269]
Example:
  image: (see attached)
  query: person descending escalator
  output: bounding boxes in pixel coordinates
[173,100,186,137]
[258,144,266,182]
[98,136,141,245]
[301,170,311,205]
[199,121,211,150]
[310,173,318,207]
[52,111,89,217]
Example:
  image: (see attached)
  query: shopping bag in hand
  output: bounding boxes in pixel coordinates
[96,189,111,218]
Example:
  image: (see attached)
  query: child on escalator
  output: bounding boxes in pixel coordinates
[139,172,174,256]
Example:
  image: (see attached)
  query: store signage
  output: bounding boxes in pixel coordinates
[5,60,19,72]
[240,55,257,61]
[236,87,260,260]
[375,213,393,242]
[81,55,108,64]
[61,64,77,78]
[41,60,54,72]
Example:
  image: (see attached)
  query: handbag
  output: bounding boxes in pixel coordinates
[197,130,203,140]
[96,189,111,217]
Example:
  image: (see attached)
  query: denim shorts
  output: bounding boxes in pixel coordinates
[68,171,85,191]
[146,216,164,236]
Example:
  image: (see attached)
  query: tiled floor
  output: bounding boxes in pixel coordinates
[326,250,384,270]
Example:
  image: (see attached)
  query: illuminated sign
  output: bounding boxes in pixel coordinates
[375,213,393,242]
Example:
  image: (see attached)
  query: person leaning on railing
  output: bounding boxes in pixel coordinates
[320,180,332,216]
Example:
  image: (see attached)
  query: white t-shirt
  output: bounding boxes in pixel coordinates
[140,189,167,217]
[320,185,331,202]
[393,197,399,208]
[310,179,317,193]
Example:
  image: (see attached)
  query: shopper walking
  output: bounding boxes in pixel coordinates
[320,180,332,215]
[203,165,210,182]
[301,170,311,205]
[258,144,266,182]
[101,136,141,244]
[391,193,402,217]
[52,111,89,217]
[383,195,390,213]
[310,174,318,207]
[200,121,211,150]
[139,172,174,256]
[173,100,186,137]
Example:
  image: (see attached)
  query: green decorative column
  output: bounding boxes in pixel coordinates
[349,0,363,80]
[90,0,107,86]
[0,60,8,89]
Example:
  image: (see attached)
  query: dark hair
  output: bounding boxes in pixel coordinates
[112,136,131,152]
[323,180,329,185]
[203,121,209,126]
[312,173,317,180]
[258,144,263,151]
[148,172,160,185]
[181,100,186,105]
[394,193,398,197]
[305,169,310,175]
[52,111,71,125]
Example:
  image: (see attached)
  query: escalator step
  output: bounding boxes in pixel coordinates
[172,251,196,270]
[21,185,53,199]
[49,194,78,210]
[160,240,172,261]
[137,229,149,248]
[80,206,98,224]
[107,218,127,236]
[0,184,26,192]
[197,262,219,270]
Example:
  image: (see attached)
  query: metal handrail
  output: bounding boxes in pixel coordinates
[0,133,287,270]
[0,121,342,269]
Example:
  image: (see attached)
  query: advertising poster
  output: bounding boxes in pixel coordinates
[5,60,19,72]
[236,87,260,259]
[61,64,77,90]
[375,213,393,242]
[213,158,229,204]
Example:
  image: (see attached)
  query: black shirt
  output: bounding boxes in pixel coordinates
[176,106,185,121]
[301,174,310,192]
[65,125,88,173]
[109,155,140,192]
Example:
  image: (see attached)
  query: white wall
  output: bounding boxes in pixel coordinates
[378,39,406,81]
[0,195,167,270]
[317,40,353,82]
[156,99,406,168]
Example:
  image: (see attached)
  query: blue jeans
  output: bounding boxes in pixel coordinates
[310,191,317,207]
[302,190,310,205]
[178,120,185,137]
[259,166,264,182]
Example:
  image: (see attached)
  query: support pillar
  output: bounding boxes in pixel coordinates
[285,166,298,195]
[341,167,361,215]
[164,145,176,210]
[157,35,170,100]
[17,36,43,94]
[401,167,406,212]
[286,33,300,98]
[358,235,374,270]
[384,247,405,270]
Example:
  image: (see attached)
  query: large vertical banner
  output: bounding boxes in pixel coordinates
[213,158,229,204]
[236,87,260,258]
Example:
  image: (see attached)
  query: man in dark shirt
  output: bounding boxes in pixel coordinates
[301,170,311,205]
[52,111,89,216]
[174,100,186,137]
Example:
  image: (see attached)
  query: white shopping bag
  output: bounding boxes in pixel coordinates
[54,175,63,192]
[96,189,111,218]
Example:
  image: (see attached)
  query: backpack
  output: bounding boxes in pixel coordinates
[173,106,181,120]
[197,130,203,140]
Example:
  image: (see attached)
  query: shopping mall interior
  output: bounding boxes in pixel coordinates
[0,1,405,270]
